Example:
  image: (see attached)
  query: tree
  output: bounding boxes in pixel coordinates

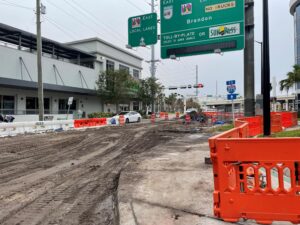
[165,93,177,112]
[280,65,300,95]
[96,70,139,113]
[137,77,163,113]
[175,98,184,112]
[279,78,294,96]
[186,98,202,112]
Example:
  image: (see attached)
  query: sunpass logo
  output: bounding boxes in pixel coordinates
[209,23,240,38]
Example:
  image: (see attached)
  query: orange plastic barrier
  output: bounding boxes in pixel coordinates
[271,114,283,133]
[185,114,191,124]
[160,112,165,118]
[238,116,263,137]
[209,119,300,224]
[74,118,107,128]
[74,119,90,128]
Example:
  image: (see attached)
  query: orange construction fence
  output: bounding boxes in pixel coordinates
[209,117,300,224]
[74,118,107,128]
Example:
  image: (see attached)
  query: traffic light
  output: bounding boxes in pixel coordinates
[168,86,178,90]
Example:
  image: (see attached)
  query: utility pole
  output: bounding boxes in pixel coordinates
[150,0,156,113]
[36,0,44,121]
[263,0,271,136]
[244,0,255,117]
[196,65,199,96]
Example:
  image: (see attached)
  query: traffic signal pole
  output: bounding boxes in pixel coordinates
[262,0,271,136]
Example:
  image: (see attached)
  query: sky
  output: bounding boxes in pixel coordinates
[0,0,295,97]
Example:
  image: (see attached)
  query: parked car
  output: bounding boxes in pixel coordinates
[113,111,142,123]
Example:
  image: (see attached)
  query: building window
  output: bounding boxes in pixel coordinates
[26,97,50,114]
[106,60,115,71]
[0,95,15,114]
[58,99,77,114]
[133,101,139,111]
[133,69,139,79]
[119,64,130,73]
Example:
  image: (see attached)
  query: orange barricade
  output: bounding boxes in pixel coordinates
[119,115,125,126]
[151,113,155,124]
[176,112,180,120]
[185,114,191,125]
[210,118,300,224]
[165,112,169,121]
[160,112,165,118]
[74,118,107,128]
[271,113,283,133]
[238,116,263,136]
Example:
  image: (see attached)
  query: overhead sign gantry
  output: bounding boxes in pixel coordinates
[160,0,245,59]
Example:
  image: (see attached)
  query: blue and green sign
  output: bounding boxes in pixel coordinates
[128,13,158,48]
[160,0,245,59]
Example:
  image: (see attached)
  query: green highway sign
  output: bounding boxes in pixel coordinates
[128,13,158,48]
[160,0,245,59]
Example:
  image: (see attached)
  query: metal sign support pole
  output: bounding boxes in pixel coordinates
[232,99,235,123]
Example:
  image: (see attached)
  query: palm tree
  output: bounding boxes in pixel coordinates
[279,65,300,111]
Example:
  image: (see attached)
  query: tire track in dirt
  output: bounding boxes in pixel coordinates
[0,124,177,225]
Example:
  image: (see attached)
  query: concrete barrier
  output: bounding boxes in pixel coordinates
[0,120,74,137]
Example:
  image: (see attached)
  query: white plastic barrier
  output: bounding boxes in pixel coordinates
[0,120,74,137]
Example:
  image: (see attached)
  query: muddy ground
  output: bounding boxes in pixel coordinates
[0,122,211,225]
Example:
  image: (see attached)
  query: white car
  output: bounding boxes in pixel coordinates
[113,111,142,123]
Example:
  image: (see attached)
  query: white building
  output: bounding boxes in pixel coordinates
[0,23,143,121]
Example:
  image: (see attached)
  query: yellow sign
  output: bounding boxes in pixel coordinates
[205,1,236,13]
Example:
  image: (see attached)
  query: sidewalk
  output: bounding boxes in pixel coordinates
[117,133,234,225]
[117,132,291,225]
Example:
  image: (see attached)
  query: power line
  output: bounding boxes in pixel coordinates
[62,0,127,45]
[66,0,128,42]
[0,0,33,10]
[126,0,147,13]
[44,0,123,46]
[43,16,78,40]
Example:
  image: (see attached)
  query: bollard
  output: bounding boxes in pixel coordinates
[119,115,125,126]
[185,114,191,125]
[151,113,155,124]
[165,112,169,121]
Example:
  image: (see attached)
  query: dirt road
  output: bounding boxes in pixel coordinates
[0,122,206,225]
